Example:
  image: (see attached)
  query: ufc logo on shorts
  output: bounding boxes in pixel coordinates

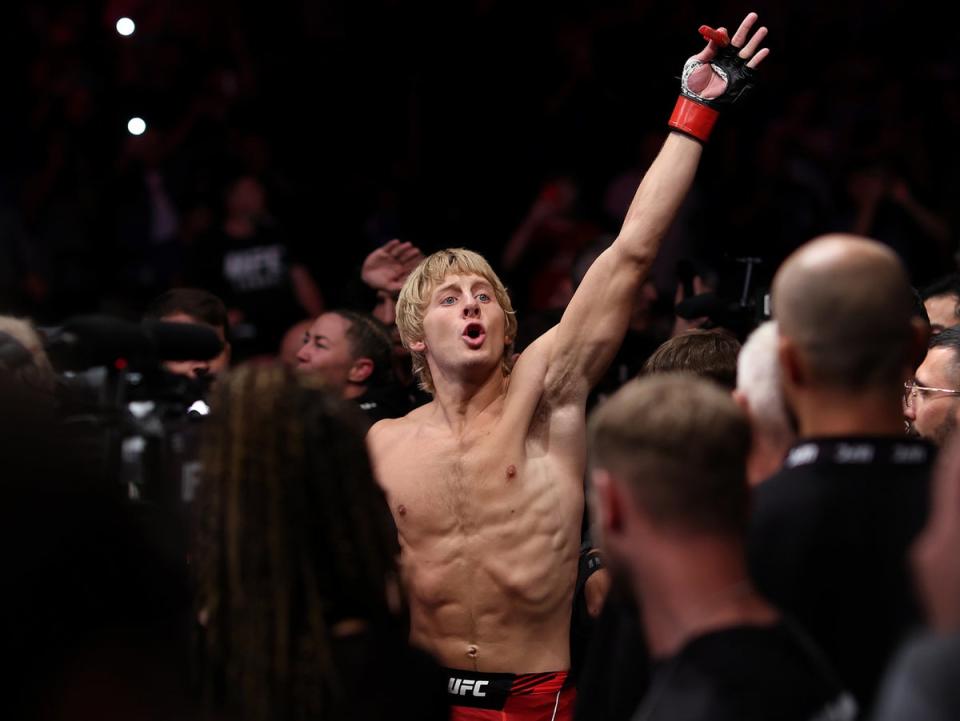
[448,678,489,697]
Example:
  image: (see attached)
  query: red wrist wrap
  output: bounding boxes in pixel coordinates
[668,95,719,142]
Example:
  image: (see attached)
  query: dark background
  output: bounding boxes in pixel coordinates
[2,0,958,328]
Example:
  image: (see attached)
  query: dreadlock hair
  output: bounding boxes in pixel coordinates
[194,365,400,721]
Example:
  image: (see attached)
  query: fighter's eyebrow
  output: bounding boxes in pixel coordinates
[433,283,460,299]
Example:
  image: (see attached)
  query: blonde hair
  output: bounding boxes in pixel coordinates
[396,248,517,394]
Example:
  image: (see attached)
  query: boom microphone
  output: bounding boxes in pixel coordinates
[143,320,223,362]
[46,315,223,371]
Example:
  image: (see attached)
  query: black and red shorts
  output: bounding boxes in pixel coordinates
[443,668,575,720]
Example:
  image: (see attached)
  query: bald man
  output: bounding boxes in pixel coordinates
[747,234,933,713]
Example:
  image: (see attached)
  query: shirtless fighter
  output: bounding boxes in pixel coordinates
[368,14,769,720]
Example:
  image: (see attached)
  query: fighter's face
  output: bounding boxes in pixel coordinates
[416,274,510,381]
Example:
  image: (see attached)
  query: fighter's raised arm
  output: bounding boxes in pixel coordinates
[539,12,769,402]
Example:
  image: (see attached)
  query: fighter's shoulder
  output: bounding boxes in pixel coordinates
[367,404,429,449]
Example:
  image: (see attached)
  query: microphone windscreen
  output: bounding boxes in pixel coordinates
[143,321,223,361]
[55,316,152,369]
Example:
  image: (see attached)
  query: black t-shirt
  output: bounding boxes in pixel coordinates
[633,622,856,721]
[191,224,305,356]
[872,632,960,721]
[354,383,426,427]
[748,436,933,711]
[574,586,649,721]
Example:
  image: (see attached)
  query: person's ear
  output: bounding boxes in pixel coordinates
[349,357,374,384]
[731,388,750,414]
[409,338,426,353]
[590,468,626,538]
[778,336,805,388]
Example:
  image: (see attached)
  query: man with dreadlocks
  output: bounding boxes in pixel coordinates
[193,366,448,721]
[367,13,769,721]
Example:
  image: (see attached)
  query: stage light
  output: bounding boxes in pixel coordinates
[127,117,146,136]
[116,18,136,36]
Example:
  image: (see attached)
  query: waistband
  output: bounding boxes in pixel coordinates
[443,667,570,710]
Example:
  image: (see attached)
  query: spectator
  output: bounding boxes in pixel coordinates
[873,435,960,721]
[734,321,796,485]
[588,374,854,721]
[193,365,447,721]
[0,375,194,720]
[277,318,313,369]
[190,175,323,359]
[749,234,932,711]
[642,329,741,390]
[905,328,960,445]
[577,326,744,721]
[143,288,231,381]
[296,310,405,423]
[360,239,429,400]
[921,274,960,335]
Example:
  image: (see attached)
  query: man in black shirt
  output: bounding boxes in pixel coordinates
[749,234,932,712]
[588,374,853,721]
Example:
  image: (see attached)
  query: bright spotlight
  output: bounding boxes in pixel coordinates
[127,117,146,136]
[116,18,136,36]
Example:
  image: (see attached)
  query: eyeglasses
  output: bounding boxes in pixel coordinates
[903,380,960,407]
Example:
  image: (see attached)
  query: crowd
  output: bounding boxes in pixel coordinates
[3,4,960,721]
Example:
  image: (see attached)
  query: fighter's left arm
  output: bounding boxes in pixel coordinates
[542,12,770,404]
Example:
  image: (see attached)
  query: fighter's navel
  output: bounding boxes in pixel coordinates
[506,464,517,480]
[466,644,479,659]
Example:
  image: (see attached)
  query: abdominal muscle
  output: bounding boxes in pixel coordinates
[399,476,582,673]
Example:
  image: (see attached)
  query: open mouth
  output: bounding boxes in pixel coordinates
[462,322,486,347]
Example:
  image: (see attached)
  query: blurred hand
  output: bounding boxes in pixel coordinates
[584,567,612,618]
[362,239,425,292]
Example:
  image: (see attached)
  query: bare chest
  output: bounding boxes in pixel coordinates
[380,419,561,537]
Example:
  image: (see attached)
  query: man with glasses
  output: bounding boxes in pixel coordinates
[905,327,960,445]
